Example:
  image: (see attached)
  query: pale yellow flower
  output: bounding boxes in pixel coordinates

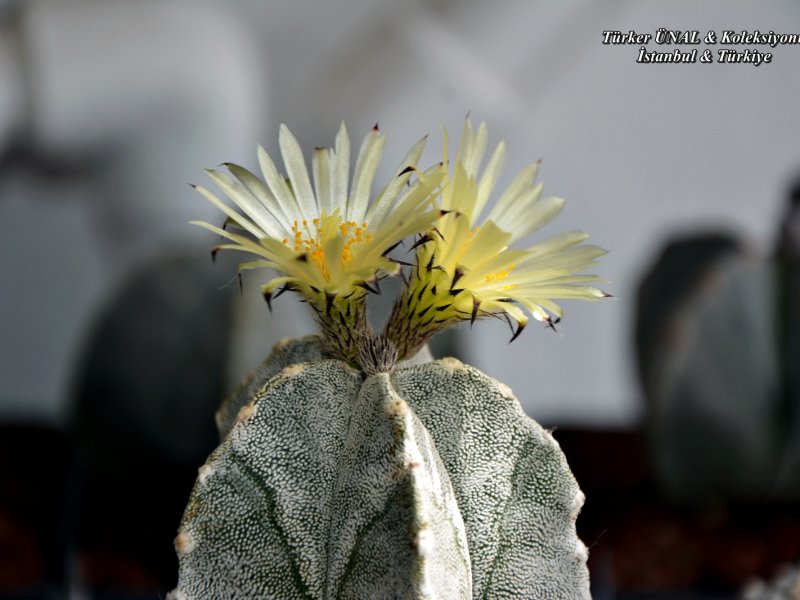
[192,123,443,362]
[385,119,607,359]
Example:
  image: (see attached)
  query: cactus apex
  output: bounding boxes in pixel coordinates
[414,525,434,557]
[542,427,561,448]
[385,393,409,418]
[438,356,464,371]
[174,531,196,557]
[213,409,224,431]
[198,464,215,486]
[272,336,293,353]
[497,381,514,398]
[574,539,589,563]
[570,489,586,520]
[280,363,307,378]
[235,402,256,426]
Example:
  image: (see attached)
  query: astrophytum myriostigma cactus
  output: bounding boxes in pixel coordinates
[171,120,607,599]
[171,336,589,599]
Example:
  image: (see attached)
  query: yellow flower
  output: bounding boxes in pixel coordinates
[192,123,443,363]
[385,119,607,359]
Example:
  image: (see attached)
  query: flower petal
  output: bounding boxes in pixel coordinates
[349,127,386,224]
[279,124,317,224]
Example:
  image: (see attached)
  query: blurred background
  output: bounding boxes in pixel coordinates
[1,0,799,598]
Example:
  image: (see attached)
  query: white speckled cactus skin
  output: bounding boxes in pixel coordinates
[171,337,590,599]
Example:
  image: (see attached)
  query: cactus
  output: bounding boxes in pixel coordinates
[171,338,589,599]
[172,120,606,598]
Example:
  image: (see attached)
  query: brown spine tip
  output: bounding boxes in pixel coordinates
[425,252,437,272]
[372,122,380,131]
[399,269,409,287]
[430,226,446,242]
[450,267,464,291]
[388,257,413,267]
[355,280,379,295]
[409,233,433,251]
[419,314,436,328]
[325,291,336,316]
[470,298,481,325]
[210,247,220,263]
[398,165,416,176]
[296,253,309,262]
[510,320,526,342]
[381,239,404,257]
[263,289,273,312]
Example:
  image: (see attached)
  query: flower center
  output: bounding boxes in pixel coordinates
[282,216,373,281]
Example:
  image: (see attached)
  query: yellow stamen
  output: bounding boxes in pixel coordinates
[486,263,515,282]
[284,213,374,282]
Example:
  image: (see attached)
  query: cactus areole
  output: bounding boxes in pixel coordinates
[172,120,607,598]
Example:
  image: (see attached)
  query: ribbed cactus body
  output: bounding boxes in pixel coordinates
[171,337,589,599]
